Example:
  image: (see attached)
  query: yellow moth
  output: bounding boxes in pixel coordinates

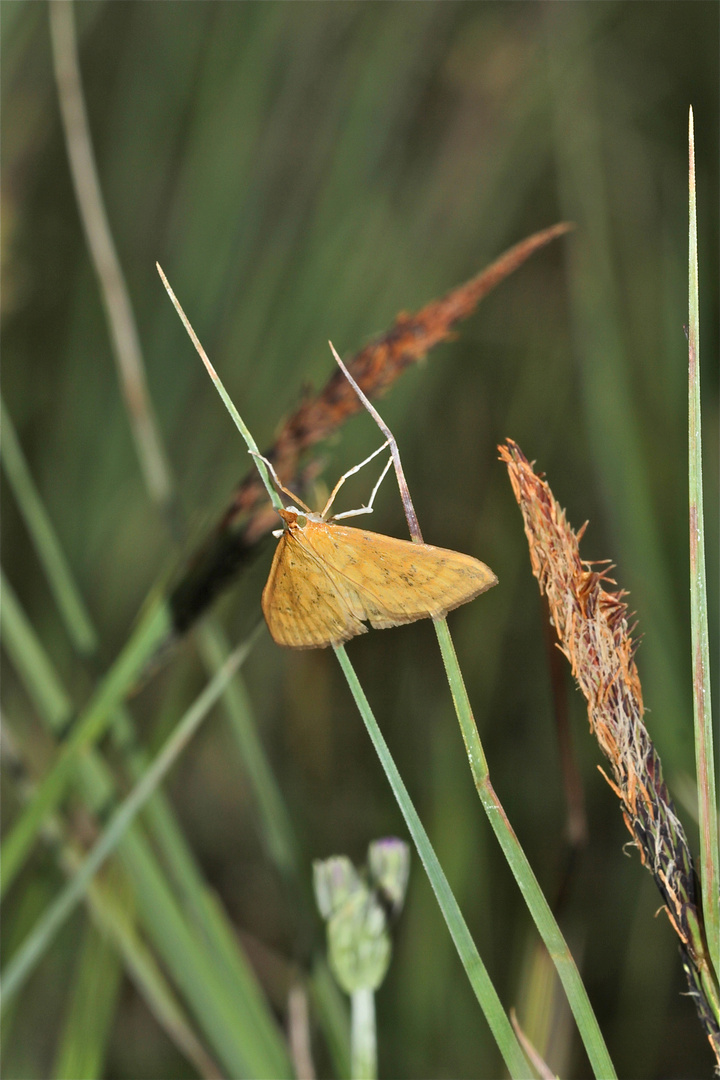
[262,508,497,649]
[260,445,497,649]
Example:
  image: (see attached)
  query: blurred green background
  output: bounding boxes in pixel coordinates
[2,2,718,1077]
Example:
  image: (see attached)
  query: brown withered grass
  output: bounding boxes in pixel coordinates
[500,439,720,1065]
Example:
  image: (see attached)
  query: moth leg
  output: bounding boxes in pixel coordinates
[320,440,390,519]
[250,452,313,514]
[329,340,423,542]
[332,454,393,521]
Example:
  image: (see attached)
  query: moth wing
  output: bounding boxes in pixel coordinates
[304,524,497,629]
[262,531,368,648]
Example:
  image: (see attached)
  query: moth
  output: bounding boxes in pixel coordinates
[259,446,497,649]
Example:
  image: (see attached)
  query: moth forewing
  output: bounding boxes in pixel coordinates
[262,512,497,649]
[261,515,368,649]
[305,522,497,626]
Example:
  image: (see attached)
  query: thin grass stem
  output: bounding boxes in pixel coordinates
[156,263,282,513]
[334,645,532,1080]
[350,988,377,1080]
[48,0,174,516]
[0,398,97,655]
[687,106,719,976]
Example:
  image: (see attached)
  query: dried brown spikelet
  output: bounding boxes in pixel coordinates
[500,438,720,1063]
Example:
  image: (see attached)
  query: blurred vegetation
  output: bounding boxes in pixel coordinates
[1,2,718,1078]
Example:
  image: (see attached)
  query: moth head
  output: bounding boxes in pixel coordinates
[276,506,317,534]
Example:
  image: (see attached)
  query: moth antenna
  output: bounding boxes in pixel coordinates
[250,452,313,514]
[328,342,423,543]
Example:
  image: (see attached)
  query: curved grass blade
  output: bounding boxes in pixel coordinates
[334,645,532,1080]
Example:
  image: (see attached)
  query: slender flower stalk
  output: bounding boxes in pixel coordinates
[500,439,720,1064]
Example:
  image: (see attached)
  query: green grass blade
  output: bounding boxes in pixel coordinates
[433,619,616,1079]
[0,569,73,727]
[156,263,281,511]
[86,875,224,1079]
[1,630,255,1005]
[334,644,532,1080]
[1,615,292,1078]
[687,107,719,975]
[120,829,292,1079]
[1,737,225,1077]
[0,390,294,1073]
[0,596,172,896]
[1,620,293,1072]
[4,692,284,1079]
[196,619,300,876]
[0,397,97,654]
[52,917,123,1080]
[1,588,233,1077]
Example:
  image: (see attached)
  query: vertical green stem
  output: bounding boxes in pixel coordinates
[433,619,616,1079]
[351,989,377,1080]
[687,107,720,975]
